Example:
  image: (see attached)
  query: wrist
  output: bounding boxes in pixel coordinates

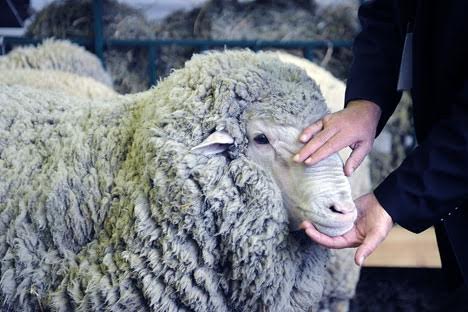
[369,192,394,226]
[347,100,382,117]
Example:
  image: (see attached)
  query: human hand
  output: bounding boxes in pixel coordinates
[294,100,381,176]
[301,192,394,266]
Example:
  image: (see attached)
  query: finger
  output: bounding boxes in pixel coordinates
[344,142,371,176]
[304,133,350,166]
[354,230,385,266]
[294,127,338,163]
[304,226,359,249]
[299,120,324,143]
[299,220,314,230]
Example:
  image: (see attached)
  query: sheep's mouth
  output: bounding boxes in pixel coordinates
[296,204,357,224]
[313,208,357,235]
[287,204,357,236]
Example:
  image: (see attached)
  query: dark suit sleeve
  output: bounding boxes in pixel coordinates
[345,0,405,135]
[374,82,468,233]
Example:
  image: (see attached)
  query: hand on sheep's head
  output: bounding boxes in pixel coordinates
[301,192,394,266]
[293,100,381,176]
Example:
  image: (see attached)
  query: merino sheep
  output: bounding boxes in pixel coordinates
[0,69,118,100]
[0,50,360,311]
[0,39,113,87]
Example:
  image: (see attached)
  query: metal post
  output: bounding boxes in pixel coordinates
[0,37,5,55]
[252,41,261,52]
[303,47,314,61]
[148,45,158,86]
[92,0,105,68]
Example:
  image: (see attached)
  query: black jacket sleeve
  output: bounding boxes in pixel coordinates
[345,0,405,135]
[374,82,468,233]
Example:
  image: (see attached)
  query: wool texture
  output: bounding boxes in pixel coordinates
[0,39,113,88]
[0,50,356,311]
[0,69,117,100]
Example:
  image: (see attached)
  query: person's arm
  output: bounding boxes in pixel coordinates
[303,83,468,265]
[345,0,405,135]
[375,88,468,233]
[295,0,405,171]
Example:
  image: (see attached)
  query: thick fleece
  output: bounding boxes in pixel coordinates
[0,69,117,100]
[1,50,349,311]
[0,39,112,87]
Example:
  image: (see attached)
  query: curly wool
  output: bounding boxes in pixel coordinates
[0,69,118,100]
[0,39,113,87]
[1,50,336,311]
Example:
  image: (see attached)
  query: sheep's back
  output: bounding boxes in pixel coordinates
[0,39,113,88]
[0,85,129,309]
[0,69,118,100]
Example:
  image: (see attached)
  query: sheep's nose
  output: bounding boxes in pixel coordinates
[329,201,355,215]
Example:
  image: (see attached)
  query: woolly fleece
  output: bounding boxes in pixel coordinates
[0,69,118,100]
[0,39,113,88]
[1,50,342,311]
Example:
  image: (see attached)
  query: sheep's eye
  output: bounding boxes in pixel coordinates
[253,134,270,145]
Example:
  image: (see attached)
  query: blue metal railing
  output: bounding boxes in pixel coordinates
[0,0,355,87]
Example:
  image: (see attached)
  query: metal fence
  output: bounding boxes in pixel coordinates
[0,0,355,87]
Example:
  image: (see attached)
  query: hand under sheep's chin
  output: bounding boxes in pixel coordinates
[289,206,357,237]
[312,222,355,237]
[289,218,356,237]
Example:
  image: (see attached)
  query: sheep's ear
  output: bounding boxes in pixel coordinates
[191,131,234,155]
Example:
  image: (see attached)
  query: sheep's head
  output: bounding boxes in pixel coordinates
[187,50,357,237]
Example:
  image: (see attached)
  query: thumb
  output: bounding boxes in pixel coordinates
[354,231,383,266]
[344,142,370,176]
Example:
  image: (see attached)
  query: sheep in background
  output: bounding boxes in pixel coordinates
[0,69,118,100]
[0,39,113,88]
[27,0,358,92]
[26,0,155,93]
[1,50,359,311]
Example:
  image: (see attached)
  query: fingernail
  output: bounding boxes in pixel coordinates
[358,256,365,266]
[305,158,313,165]
[293,154,300,162]
[300,135,308,142]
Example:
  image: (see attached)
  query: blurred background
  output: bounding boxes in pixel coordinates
[1,0,458,310]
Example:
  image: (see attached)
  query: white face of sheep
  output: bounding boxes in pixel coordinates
[192,120,357,237]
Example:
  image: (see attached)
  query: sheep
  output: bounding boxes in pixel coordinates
[0,50,360,311]
[0,69,118,100]
[0,39,113,88]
